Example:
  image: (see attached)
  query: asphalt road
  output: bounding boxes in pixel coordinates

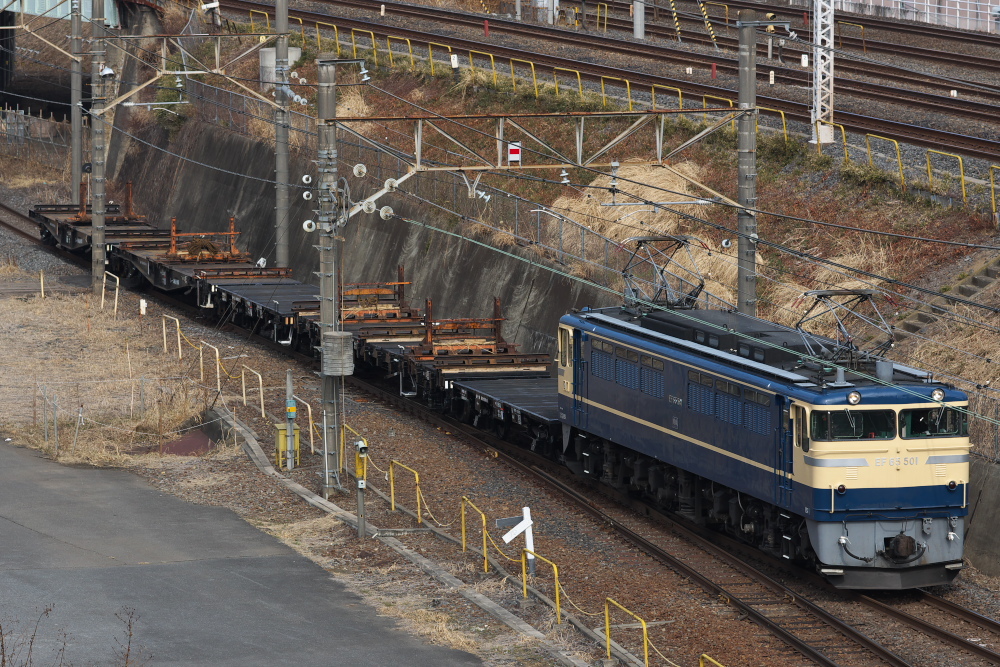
[0,444,481,666]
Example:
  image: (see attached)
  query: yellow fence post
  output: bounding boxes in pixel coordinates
[521,550,561,623]
[651,84,683,110]
[990,166,1000,228]
[553,67,583,99]
[389,460,423,525]
[200,340,221,394]
[600,76,633,110]
[815,120,850,160]
[604,598,649,666]
[509,59,539,98]
[291,16,304,41]
[460,497,489,572]
[161,315,182,359]
[351,29,378,66]
[315,22,341,57]
[926,149,967,201]
[241,365,265,418]
[757,106,787,141]
[702,94,734,128]
[386,36,415,69]
[865,133,906,190]
[468,50,498,86]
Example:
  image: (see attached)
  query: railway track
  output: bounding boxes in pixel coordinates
[346,370,1000,667]
[220,0,1000,160]
[593,0,1000,77]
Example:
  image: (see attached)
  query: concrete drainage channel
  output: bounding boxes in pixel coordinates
[204,407,633,667]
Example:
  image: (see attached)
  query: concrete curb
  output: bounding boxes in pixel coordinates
[212,407,598,667]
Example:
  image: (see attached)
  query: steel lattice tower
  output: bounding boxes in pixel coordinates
[811,0,835,142]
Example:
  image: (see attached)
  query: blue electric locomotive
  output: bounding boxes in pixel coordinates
[555,303,969,589]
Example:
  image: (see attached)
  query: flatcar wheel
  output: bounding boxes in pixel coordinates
[494,418,509,440]
[459,400,474,424]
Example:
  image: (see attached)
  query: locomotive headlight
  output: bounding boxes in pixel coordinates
[837,484,847,494]
[948,480,958,490]
[847,391,861,405]
[932,388,946,402]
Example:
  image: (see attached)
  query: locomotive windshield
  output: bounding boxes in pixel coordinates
[900,407,968,438]
[811,410,896,441]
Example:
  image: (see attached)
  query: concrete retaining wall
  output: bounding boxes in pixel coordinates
[110,119,614,353]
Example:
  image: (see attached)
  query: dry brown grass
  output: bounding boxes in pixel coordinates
[0,293,209,466]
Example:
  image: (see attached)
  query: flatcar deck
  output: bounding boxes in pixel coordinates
[453,378,560,424]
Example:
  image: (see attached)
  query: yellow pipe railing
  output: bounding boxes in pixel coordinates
[292,395,315,454]
[757,106,788,141]
[522,550,561,623]
[101,271,119,317]
[865,133,906,190]
[351,29,378,66]
[595,3,609,31]
[600,76,633,110]
[702,94,734,128]
[427,42,452,76]
[161,315,182,360]
[700,655,727,667]
[510,58,539,98]
[469,50,498,86]
[241,365,265,418]
[389,460,423,525]
[386,36,415,69]
[651,84,683,110]
[291,16,304,41]
[815,120,850,161]
[249,9,269,32]
[200,340,221,394]
[926,149,967,201]
[553,67,583,99]
[315,22,341,57]
[605,598,649,666]
[836,21,866,52]
[705,2,729,30]
[461,497,489,572]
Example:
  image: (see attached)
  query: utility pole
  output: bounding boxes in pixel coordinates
[274,0,290,267]
[316,57,360,498]
[90,0,106,298]
[70,0,82,205]
[811,0,835,143]
[736,10,758,316]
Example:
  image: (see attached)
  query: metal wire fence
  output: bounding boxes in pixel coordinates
[0,106,74,164]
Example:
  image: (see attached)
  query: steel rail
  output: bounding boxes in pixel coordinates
[343,373,908,667]
[853,593,1000,662]
[669,0,1000,47]
[917,588,1000,635]
[220,0,1000,160]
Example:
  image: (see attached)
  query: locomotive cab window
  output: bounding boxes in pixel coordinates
[811,410,896,441]
[900,407,968,438]
[559,328,569,366]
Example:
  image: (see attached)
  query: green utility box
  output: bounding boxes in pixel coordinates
[274,423,301,468]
